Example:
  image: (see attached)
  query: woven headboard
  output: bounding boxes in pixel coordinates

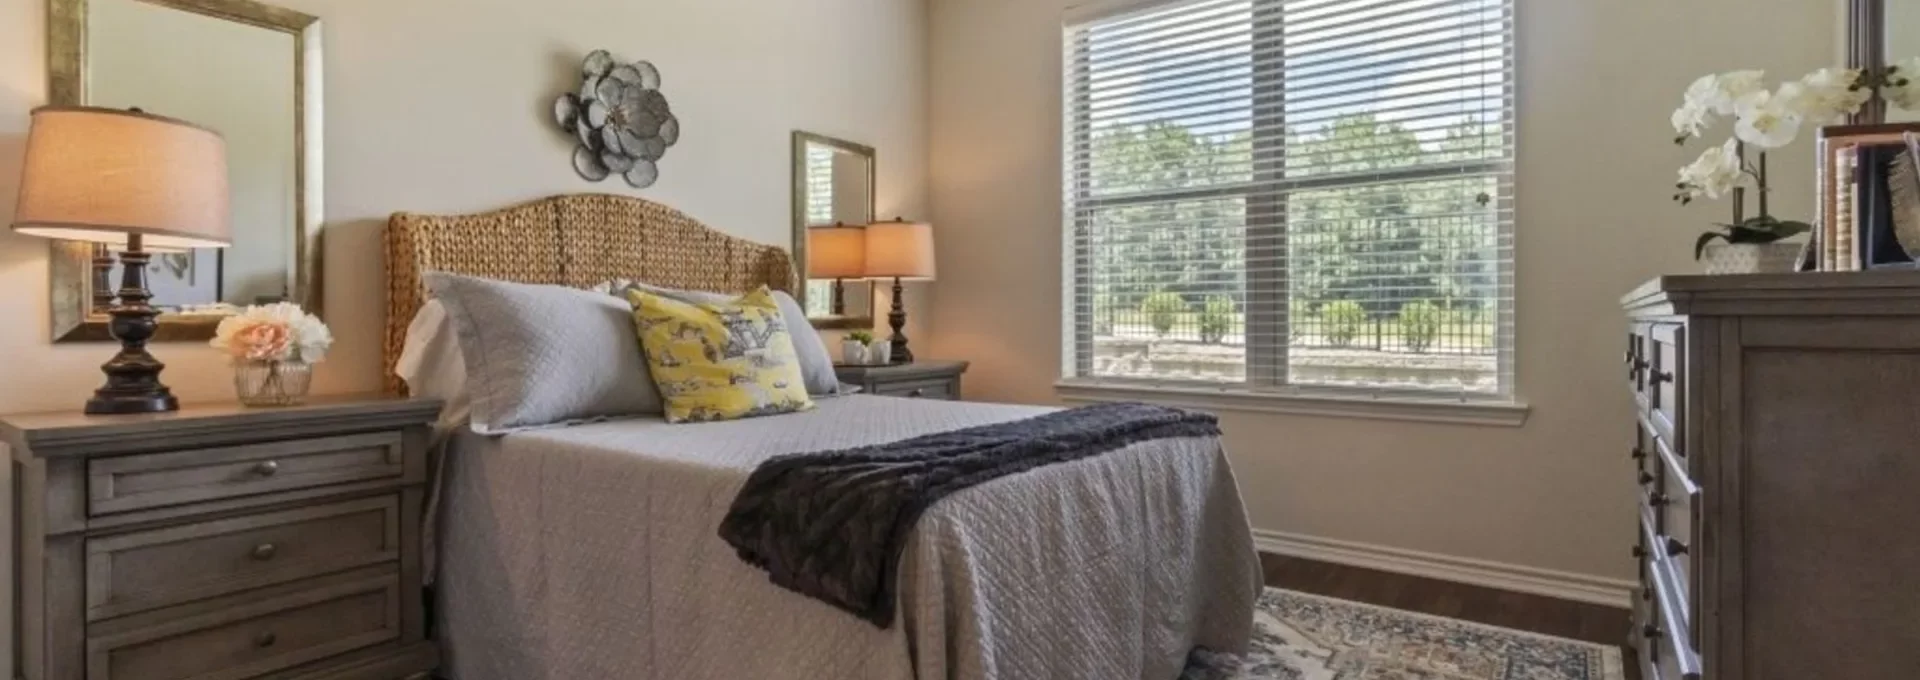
[383,193,796,394]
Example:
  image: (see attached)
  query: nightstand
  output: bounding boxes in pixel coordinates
[3,395,442,680]
[834,360,969,400]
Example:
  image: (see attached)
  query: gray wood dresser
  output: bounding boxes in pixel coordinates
[833,360,969,400]
[1621,272,1920,680]
[3,396,442,680]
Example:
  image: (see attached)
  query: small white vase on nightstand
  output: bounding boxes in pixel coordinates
[841,339,869,365]
[867,341,893,365]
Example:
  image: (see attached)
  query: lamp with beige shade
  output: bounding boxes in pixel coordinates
[864,218,934,363]
[11,106,231,413]
[807,223,867,317]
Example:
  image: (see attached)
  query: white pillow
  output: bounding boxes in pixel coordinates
[593,280,841,396]
[396,299,473,435]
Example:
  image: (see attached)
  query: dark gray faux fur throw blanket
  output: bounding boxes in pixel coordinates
[717,402,1221,628]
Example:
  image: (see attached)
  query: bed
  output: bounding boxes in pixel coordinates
[383,194,1261,680]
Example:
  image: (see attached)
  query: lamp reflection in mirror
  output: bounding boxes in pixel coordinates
[11,106,232,414]
[808,223,867,317]
[863,218,935,363]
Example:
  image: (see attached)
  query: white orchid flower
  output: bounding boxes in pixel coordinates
[1887,56,1920,112]
[1677,138,1744,201]
[1786,67,1870,123]
[1733,90,1804,149]
[1711,70,1767,115]
[1673,75,1721,138]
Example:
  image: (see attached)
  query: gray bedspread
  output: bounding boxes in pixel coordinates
[436,395,1260,680]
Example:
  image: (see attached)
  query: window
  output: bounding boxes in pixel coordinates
[804,144,838,317]
[1062,0,1514,401]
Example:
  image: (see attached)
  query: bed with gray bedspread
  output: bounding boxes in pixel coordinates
[435,395,1261,680]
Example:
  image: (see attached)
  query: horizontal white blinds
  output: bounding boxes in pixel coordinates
[1063,0,1515,398]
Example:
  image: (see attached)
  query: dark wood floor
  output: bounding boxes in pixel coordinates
[1261,553,1640,678]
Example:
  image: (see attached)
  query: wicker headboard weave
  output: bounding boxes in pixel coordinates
[382,193,796,394]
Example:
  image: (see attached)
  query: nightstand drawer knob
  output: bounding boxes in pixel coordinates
[909,388,926,398]
[254,631,277,648]
[252,460,280,477]
[251,543,278,561]
[1665,537,1689,556]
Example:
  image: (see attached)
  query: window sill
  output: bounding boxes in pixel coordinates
[1054,379,1530,427]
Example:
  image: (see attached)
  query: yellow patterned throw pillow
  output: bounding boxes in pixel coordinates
[626,286,815,423]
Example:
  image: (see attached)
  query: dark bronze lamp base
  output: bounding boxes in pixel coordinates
[85,236,179,414]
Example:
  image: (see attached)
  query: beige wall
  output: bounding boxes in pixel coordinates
[926,0,1836,581]
[1,0,927,669]
[0,0,928,410]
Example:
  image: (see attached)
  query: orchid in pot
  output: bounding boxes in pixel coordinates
[1671,68,1872,273]
[211,303,333,406]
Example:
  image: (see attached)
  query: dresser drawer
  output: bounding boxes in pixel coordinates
[1650,433,1699,605]
[86,571,400,680]
[88,432,405,515]
[85,496,401,621]
[1641,323,1687,449]
[872,378,955,400]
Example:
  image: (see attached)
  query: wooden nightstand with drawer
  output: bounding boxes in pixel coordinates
[834,360,969,400]
[4,395,441,680]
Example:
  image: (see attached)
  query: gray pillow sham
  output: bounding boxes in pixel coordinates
[594,280,840,396]
[425,272,663,434]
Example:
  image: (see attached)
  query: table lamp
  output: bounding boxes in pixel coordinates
[11,106,232,414]
[807,223,866,316]
[863,218,934,363]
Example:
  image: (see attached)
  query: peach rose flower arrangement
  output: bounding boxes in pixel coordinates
[211,303,333,364]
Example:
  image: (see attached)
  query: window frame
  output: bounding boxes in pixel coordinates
[1061,0,1521,410]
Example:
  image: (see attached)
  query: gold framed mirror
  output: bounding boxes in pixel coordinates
[47,0,322,342]
[792,131,876,330]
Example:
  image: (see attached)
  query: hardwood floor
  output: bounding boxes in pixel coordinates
[1261,553,1640,679]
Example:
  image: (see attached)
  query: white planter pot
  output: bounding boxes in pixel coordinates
[866,341,893,365]
[1701,242,1803,275]
[841,339,868,365]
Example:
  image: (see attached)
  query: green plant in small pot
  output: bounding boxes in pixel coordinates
[1670,68,1871,273]
[842,330,875,365]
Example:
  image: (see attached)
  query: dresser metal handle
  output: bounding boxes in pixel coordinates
[254,631,277,648]
[1638,471,1655,486]
[1643,624,1662,639]
[251,543,278,561]
[1648,369,1674,385]
[1630,447,1647,461]
[252,460,280,477]
[1631,545,1647,559]
[1665,537,1689,556]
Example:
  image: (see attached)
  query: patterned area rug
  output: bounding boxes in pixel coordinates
[1183,589,1626,680]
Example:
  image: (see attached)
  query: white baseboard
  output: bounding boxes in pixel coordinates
[1253,529,1635,609]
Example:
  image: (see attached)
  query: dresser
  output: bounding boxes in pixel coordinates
[4,396,441,680]
[833,360,969,400]
[1622,272,1920,680]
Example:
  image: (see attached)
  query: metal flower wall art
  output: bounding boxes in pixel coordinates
[553,50,679,188]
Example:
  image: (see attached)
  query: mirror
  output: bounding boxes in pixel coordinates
[792,131,875,330]
[47,0,321,342]
[1889,1,1920,122]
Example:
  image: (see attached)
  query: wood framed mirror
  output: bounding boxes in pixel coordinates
[1847,0,1920,123]
[46,0,322,342]
[792,131,876,330]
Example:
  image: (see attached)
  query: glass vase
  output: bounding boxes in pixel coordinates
[233,359,314,407]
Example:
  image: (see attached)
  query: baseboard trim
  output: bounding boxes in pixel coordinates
[1253,529,1635,609]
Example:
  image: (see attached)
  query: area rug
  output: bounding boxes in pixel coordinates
[1182,588,1626,680]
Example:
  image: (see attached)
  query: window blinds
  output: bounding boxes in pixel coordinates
[1063,0,1515,399]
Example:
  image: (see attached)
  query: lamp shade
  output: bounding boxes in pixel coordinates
[864,219,935,280]
[12,106,231,249]
[807,224,867,279]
